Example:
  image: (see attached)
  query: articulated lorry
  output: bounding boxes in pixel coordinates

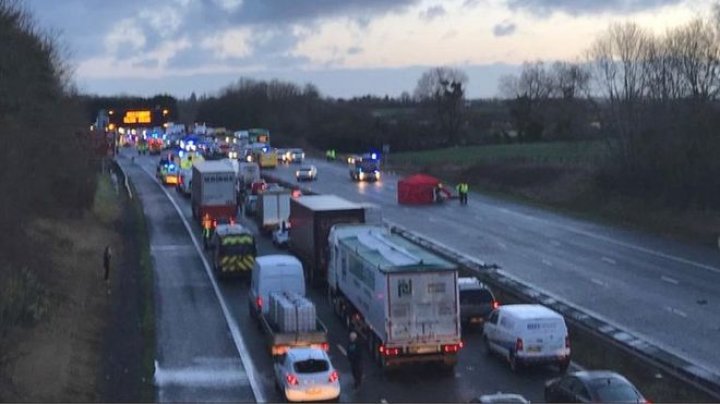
[328,224,462,369]
[288,195,370,286]
[191,161,237,222]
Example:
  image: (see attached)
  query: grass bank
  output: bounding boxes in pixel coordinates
[0,173,121,401]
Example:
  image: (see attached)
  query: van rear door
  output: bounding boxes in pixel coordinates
[522,318,566,355]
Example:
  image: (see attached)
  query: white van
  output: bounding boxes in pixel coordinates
[248,255,305,317]
[483,304,570,372]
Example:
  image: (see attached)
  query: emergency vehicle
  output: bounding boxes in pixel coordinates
[210,224,257,278]
[148,137,164,155]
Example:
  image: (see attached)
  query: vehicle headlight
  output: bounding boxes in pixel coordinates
[296,171,300,176]
[359,172,365,180]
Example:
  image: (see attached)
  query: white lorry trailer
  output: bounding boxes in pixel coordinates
[256,187,291,234]
[328,224,462,369]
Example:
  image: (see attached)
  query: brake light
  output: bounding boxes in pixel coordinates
[515,338,524,352]
[178,176,184,185]
[565,336,570,349]
[230,218,235,225]
[492,300,500,309]
[381,346,400,356]
[328,370,339,382]
[320,342,329,351]
[286,373,299,385]
[212,220,217,228]
[442,343,463,353]
[256,296,263,308]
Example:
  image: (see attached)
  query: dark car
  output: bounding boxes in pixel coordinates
[458,277,498,328]
[545,371,647,403]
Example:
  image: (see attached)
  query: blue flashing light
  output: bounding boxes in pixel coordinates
[178,150,184,158]
[169,164,176,170]
[371,153,377,160]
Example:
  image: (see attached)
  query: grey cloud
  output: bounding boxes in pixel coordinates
[132,58,160,68]
[463,0,481,8]
[493,21,516,37]
[347,46,363,55]
[24,0,422,63]
[505,0,684,17]
[419,5,446,21]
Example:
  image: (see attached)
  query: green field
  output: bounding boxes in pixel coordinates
[389,141,606,166]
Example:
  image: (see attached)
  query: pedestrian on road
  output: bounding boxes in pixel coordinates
[103,245,112,286]
[346,331,363,389]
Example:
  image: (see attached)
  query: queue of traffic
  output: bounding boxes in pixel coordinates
[137,124,648,403]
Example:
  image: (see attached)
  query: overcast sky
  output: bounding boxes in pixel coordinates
[23,0,711,99]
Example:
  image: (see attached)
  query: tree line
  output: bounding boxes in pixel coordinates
[500,7,720,208]
[0,1,97,330]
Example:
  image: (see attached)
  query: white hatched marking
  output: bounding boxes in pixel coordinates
[590,278,607,287]
[661,276,679,285]
[154,360,249,387]
[664,306,687,318]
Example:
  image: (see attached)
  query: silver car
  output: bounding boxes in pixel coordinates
[296,165,317,181]
[274,347,340,402]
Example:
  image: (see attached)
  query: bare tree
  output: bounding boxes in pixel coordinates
[414,67,468,145]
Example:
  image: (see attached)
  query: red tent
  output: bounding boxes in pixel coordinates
[397,174,442,204]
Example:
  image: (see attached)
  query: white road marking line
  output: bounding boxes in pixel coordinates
[590,278,607,287]
[495,207,720,275]
[542,259,553,267]
[550,240,561,247]
[497,241,508,250]
[665,306,688,318]
[337,344,347,356]
[139,165,266,403]
[601,257,617,265]
[154,360,249,387]
[661,276,679,285]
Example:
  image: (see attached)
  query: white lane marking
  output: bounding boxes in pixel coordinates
[337,344,347,356]
[601,257,617,265]
[550,240,561,247]
[151,244,194,252]
[542,259,553,267]
[661,276,679,285]
[139,165,266,403]
[495,207,720,275]
[154,360,249,387]
[497,241,508,250]
[665,306,688,318]
[590,278,607,287]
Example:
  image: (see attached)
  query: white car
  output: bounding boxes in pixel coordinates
[274,347,340,402]
[295,165,317,181]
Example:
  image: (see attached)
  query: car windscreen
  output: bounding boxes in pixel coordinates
[592,382,641,402]
[460,289,494,305]
[293,358,329,374]
[358,161,379,172]
[299,167,313,172]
